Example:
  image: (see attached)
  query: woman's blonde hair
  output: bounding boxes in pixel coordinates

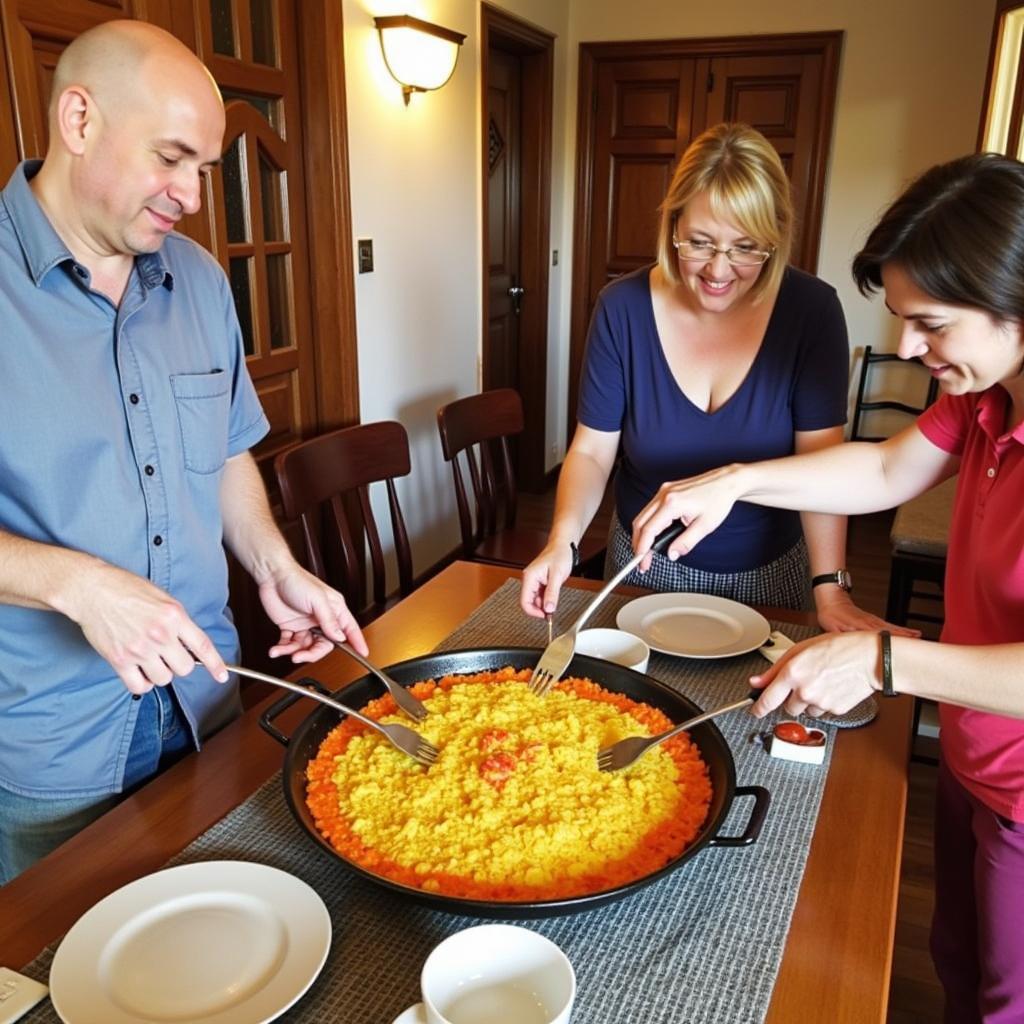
[657,123,793,301]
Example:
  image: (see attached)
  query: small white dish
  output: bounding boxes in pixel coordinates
[574,627,650,673]
[769,732,828,764]
[616,593,770,659]
[49,860,330,1024]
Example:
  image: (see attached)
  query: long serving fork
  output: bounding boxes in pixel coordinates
[227,664,439,767]
[597,692,758,773]
[312,628,428,722]
[528,521,685,697]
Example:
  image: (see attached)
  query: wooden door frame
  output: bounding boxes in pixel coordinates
[480,3,553,493]
[296,0,359,432]
[978,0,1024,152]
[568,31,842,444]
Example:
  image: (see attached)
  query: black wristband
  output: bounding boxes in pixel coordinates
[569,541,580,570]
[879,630,897,697]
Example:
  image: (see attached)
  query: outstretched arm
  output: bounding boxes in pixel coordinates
[220,452,368,660]
[751,631,1024,720]
[794,427,919,636]
[632,423,957,566]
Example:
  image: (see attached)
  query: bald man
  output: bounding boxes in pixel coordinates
[0,20,366,883]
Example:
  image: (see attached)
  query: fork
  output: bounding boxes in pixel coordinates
[311,628,428,722]
[227,663,439,767]
[597,691,759,772]
[528,521,685,696]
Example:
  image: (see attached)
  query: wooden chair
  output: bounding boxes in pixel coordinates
[436,388,604,572]
[274,421,414,624]
[850,345,939,442]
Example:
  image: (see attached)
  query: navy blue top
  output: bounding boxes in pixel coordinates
[577,265,849,572]
[0,162,270,797]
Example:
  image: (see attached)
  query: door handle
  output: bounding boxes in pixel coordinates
[507,284,525,315]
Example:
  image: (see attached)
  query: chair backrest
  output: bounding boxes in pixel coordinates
[850,345,940,442]
[436,388,524,559]
[274,421,413,617]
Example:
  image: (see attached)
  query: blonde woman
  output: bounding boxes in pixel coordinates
[521,123,904,635]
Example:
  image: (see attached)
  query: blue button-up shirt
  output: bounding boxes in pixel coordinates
[0,162,270,797]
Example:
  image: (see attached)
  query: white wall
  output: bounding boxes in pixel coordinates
[342,0,992,584]
[342,0,572,581]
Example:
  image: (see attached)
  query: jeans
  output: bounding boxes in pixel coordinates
[0,685,193,884]
[931,760,1024,1023]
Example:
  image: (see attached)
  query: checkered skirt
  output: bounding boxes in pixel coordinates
[605,515,813,610]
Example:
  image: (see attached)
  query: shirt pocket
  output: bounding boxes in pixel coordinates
[170,371,230,475]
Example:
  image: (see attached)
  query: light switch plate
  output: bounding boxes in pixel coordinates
[357,238,374,273]
[0,968,48,1024]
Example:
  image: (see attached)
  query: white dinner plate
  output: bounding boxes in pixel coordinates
[616,593,771,659]
[49,860,331,1024]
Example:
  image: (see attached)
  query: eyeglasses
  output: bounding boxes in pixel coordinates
[671,236,774,267]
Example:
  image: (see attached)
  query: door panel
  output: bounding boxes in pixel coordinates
[589,59,696,308]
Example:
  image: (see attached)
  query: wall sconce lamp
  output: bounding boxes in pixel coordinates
[373,14,466,105]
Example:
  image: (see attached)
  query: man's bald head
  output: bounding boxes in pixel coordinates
[49,20,221,129]
[34,19,226,260]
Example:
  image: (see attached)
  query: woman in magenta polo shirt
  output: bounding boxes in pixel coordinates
[631,151,1024,1023]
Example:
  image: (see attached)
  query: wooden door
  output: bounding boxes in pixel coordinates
[480,5,553,493]
[568,33,842,435]
[0,0,359,674]
[193,3,317,481]
[584,58,697,338]
[704,53,829,270]
[485,48,522,396]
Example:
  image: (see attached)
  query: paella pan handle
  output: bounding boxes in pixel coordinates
[707,786,771,848]
[258,676,332,747]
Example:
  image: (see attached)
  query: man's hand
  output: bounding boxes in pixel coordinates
[63,561,228,694]
[258,565,368,662]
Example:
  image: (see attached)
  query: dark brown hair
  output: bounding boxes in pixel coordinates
[852,152,1024,321]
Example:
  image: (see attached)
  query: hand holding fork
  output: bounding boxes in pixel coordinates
[528,522,685,696]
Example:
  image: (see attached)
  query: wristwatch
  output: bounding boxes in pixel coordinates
[569,541,581,571]
[811,569,853,592]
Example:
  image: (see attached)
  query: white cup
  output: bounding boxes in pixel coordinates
[417,924,575,1024]
[574,627,650,674]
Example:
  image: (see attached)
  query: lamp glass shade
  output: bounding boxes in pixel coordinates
[377,21,462,93]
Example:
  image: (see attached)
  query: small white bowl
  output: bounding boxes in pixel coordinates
[574,628,650,674]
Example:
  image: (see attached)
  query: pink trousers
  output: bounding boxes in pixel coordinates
[931,760,1024,1023]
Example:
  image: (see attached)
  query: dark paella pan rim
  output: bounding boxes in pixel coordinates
[259,647,770,919]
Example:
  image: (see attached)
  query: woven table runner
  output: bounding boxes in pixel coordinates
[23,581,846,1024]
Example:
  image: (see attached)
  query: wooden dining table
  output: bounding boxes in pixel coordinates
[0,561,911,1022]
